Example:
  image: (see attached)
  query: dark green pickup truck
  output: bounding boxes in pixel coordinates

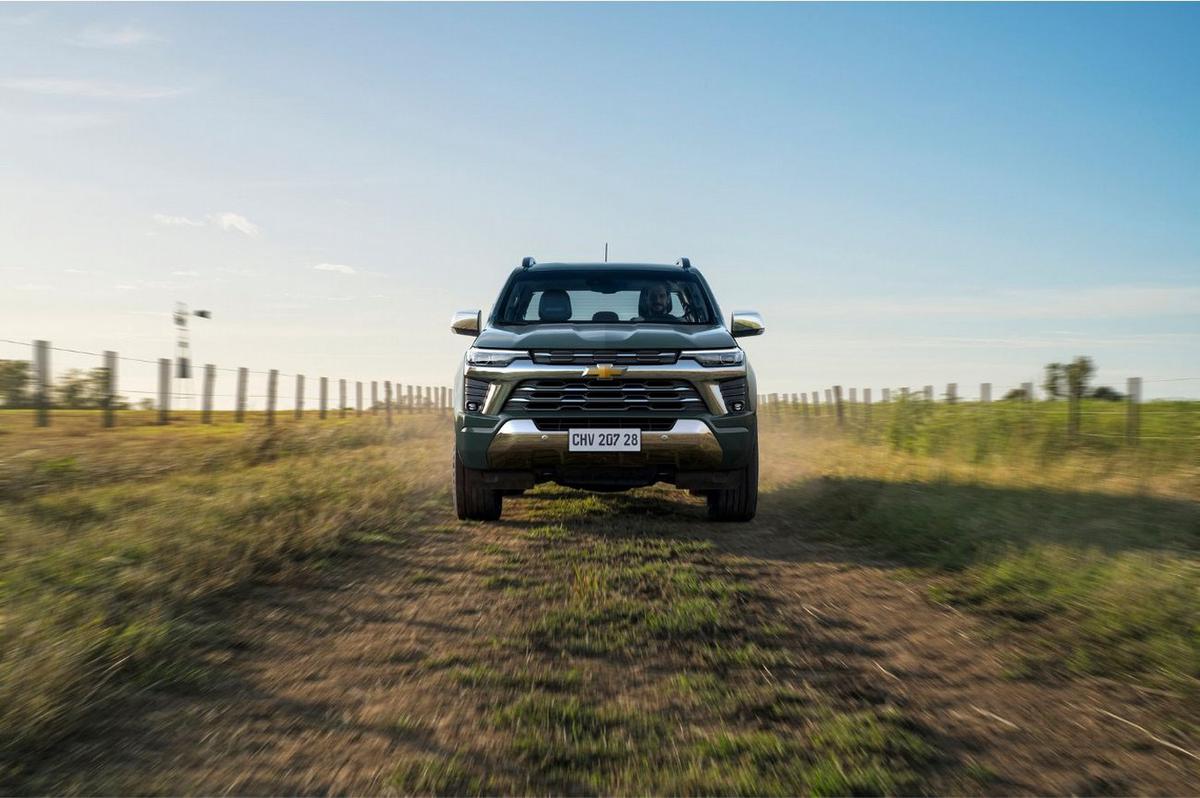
[450,257,764,521]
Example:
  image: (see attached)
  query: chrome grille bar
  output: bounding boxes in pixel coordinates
[504,378,705,413]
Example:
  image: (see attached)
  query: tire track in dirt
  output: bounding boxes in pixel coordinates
[21,487,1198,795]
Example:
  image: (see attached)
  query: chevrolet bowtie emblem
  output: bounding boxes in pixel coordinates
[585,363,626,380]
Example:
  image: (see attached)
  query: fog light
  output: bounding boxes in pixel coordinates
[466,401,479,411]
[731,401,744,412]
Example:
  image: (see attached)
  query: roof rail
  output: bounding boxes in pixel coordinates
[676,257,692,270]
[520,256,536,269]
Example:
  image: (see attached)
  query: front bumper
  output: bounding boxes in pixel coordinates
[456,413,756,473]
[486,418,722,469]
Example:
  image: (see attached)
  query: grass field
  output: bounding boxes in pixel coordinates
[767,398,1200,695]
[1,412,451,773]
[2,403,1197,791]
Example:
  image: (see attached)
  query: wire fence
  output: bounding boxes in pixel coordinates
[755,381,1200,459]
[0,338,453,428]
[3,338,1200,449]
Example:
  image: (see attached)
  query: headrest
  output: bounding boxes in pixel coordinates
[592,311,619,323]
[538,289,572,322]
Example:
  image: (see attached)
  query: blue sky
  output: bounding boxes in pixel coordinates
[2,2,1198,402]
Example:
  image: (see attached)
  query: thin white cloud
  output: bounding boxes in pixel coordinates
[314,262,356,275]
[209,212,260,237]
[153,213,205,227]
[68,24,161,49]
[0,109,117,131]
[812,332,1200,351]
[807,285,1200,321]
[0,12,37,26]
[172,270,200,277]
[0,77,185,101]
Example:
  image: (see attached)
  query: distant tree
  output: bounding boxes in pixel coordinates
[0,359,31,407]
[1064,356,1095,401]
[1043,356,1095,402]
[1042,362,1065,400]
[1090,385,1124,402]
[56,369,93,408]
[1002,387,1028,401]
[54,367,116,409]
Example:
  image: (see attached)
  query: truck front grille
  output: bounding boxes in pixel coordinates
[504,379,704,414]
[530,350,679,366]
[531,418,675,432]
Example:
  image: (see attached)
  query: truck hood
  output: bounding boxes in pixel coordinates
[475,323,736,351]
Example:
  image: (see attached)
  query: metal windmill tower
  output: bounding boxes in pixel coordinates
[174,302,211,409]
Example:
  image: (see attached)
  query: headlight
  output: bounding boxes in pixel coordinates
[687,349,744,367]
[466,347,526,367]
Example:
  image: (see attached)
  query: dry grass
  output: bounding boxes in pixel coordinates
[3,404,1198,791]
[758,412,1200,700]
[0,413,451,769]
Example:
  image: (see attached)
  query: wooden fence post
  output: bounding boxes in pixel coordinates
[266,369,278,426]
[833,385,845,427]
[339,379,347,418]
[946,383,957,404]
[426,386,433,411]
[800,393,809,417]
[356,381,363,416]
[812,391,821,416]
[320,376,328,420]
[371,381,378,414]
[158,358,170,425]
[882,388,891,403]
[1126,377,1141,445]
[34,339,50,427]
[202,363,215,424]
[980,383,992,403]
[848,387,857,405]
[924,385,934,402]
[102,349,117,428]
[824,388,832,406]
[385,381,393,425]
[1068,388,1081,441]
[236,367,248,422]
[863,388,872,424]
[295,374,305,420]
[406,385,414,412]
[1022,382,1034,402]
[900,387,909,401]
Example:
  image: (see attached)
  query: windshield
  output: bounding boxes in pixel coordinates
[493,269,717,326]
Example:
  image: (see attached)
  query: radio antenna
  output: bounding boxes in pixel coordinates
[604,242,608,262]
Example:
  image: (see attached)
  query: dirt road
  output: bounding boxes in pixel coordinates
[21,473,1195,796]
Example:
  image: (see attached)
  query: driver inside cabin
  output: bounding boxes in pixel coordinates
[636,281,702,323]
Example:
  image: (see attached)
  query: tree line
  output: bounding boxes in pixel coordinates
[0,360,141,409]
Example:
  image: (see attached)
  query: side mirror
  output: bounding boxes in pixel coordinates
[451,309,481,336]
[730,311,765,338]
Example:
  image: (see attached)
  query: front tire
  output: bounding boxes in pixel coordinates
[706,436,758,522]
[454,450,502,521]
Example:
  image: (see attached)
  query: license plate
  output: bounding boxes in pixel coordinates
[568,428,641,452]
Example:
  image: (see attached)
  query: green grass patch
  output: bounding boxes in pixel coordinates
[0,416,449,771]
[437,520,947,794]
